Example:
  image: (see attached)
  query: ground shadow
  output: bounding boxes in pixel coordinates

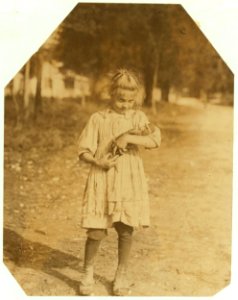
[3,227,112,295]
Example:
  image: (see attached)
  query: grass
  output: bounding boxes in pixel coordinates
[4,97,200,153]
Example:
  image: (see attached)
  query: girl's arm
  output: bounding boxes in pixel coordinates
[115,125,161,150]
[80,152,119,170]
[125,133,157,148]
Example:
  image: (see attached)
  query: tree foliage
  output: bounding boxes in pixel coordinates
[37,4,235,105]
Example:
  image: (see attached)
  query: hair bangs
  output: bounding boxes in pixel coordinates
[108,68,145,106]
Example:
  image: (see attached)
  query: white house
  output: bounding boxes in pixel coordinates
[7,61,91,104]
[41,61,91,102]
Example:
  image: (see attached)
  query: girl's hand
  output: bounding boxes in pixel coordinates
[96,153,119,170]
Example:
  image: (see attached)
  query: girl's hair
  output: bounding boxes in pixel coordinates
[108,69,145,106]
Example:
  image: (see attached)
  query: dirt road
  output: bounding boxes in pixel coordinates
[4,103,233,296]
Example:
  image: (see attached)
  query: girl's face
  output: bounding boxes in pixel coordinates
[112,89,137,114]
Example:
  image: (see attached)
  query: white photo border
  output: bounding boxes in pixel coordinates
[0,1,237,299]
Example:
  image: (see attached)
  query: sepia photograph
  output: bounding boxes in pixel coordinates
[2,2,234,297]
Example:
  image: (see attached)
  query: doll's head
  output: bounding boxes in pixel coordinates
[109,69,143,113]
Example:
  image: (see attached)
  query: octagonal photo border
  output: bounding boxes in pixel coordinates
[0,0,237,299]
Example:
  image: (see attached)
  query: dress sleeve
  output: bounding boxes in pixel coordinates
[135,111,161,148]
[78,113,99,158]
[146,124,161,148]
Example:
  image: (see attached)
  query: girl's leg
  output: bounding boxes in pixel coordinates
[80,228,107,295]
[84,229,107,267]
[114,222,134,267]
[113,222,134,295]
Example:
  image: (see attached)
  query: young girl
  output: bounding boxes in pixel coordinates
[78,69,161,296]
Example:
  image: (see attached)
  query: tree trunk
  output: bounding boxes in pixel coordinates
[23,60,31,123]
[144,49,159,108]
[12,74,24,128]
[34,56,43,120]
[161,81,170,102]
[144,68,153,107]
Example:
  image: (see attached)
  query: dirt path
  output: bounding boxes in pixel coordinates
[4,104,233,296]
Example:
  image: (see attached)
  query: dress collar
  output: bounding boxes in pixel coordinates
[106,107,136,119]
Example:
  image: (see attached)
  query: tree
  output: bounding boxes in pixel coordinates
[50,3,233,106]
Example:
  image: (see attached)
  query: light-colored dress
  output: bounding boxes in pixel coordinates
[78,108,161,229]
